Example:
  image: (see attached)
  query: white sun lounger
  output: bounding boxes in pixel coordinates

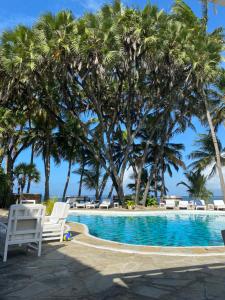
[213,200,225,210]
[165,200,176,209]
[75,200,86,208]
[195,199,206,210]
[99,199,111,209]
[43,202,70,242]
[85,201,99,209]
[0,204,46,262]
[178,200,189,209]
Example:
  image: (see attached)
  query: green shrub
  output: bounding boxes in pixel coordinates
[126,200,135,209]
[44,198,57,215]
[145,196,158,207]
[0,168,11,208]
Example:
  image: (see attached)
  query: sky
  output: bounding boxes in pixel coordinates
[1,0,225,198]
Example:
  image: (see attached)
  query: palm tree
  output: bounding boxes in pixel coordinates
[189,133,225,178]
[199,0,225,200]
[177,170,213,202]
[32,109,58,200]
[14,163,40,196]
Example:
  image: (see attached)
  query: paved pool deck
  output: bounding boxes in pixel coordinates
[1,208,225,299]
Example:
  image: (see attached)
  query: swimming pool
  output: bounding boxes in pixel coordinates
[68,212,225,247]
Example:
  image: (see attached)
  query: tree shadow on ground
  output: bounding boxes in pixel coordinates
[0,240,225,299]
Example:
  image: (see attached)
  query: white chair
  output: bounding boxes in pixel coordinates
[213,200,225,210]
[65,197,76,208]
[99,199,111,209]
[195,199,206,210]
[165,200,176,209]
[0,204,45,262]
[75,200,86,208]
[85,200,99,209]
[42,202,70,242]
[178,200,188,210]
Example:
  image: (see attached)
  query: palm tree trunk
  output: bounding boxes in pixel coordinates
[78,162,84,196]
[44,151,50,201]
[26,143,34,193]
[200,1,225,201]
[142,169,154,206]
[62,159,72,201]
[204,98,225,201]
[6,153,13,196]
[99,173,109,199]
[108,184,114,198]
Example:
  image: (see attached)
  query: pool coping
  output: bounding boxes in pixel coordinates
[68,210,225,256]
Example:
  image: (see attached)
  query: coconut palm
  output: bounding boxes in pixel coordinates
[14,163,40,196]
[198,0,225,200]
[189,133,225,178]
[177,170,213,201]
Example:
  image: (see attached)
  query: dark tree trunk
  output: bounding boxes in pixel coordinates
[6,153,14,196]
[26,143,34,193]
[142,169,154,206]
[78,162,84,196]
[99,173,109,199]
[44,149,50,201]
[107,184,114,198]
[62,159,72,201]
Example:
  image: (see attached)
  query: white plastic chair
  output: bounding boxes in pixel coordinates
[0,204,46,262]
[178,200,189,209]
[213,200,225,210]
[43,202,70,242]
[195,199,206,210]
[165,200,176,209]
[99,199,111,209]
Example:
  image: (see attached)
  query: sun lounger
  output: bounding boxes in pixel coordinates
[75,200,86,208]
[43,202,70,242]
[195,199,206,210]
[213,200,225,210]
[0,204,46,262]
[165,200,176,209]
[178,200,189,209]
[85,200,99,209]
[99,199,111,209]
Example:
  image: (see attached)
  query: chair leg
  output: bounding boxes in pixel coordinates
[38,241,42,257]
[60,230,64,242]
[3,244,8,262]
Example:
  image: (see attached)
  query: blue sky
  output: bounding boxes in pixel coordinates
[1,0,225,198]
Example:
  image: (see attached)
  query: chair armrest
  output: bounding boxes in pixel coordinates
[0,222,7,230]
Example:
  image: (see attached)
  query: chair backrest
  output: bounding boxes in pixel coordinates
[102,199,110,204]
[195,199,205,206]
[6,204,45,244]
[179,200,188,206]
[166,200,175,206]
[50,202,70,222]
[20,199,36,204]
[214,200,225,206]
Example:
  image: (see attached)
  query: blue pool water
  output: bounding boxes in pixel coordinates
[68,213,225,246]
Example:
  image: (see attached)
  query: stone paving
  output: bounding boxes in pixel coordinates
[1,209,225,299]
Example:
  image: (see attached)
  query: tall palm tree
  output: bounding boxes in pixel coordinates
[189,133,225,178]
[199,0,225,200]
[32,109,58,200]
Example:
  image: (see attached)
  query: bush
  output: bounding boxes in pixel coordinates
[0,168,11,208]
[145,196,158,207]
[44,198,57,215]
[126,200,135,209]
